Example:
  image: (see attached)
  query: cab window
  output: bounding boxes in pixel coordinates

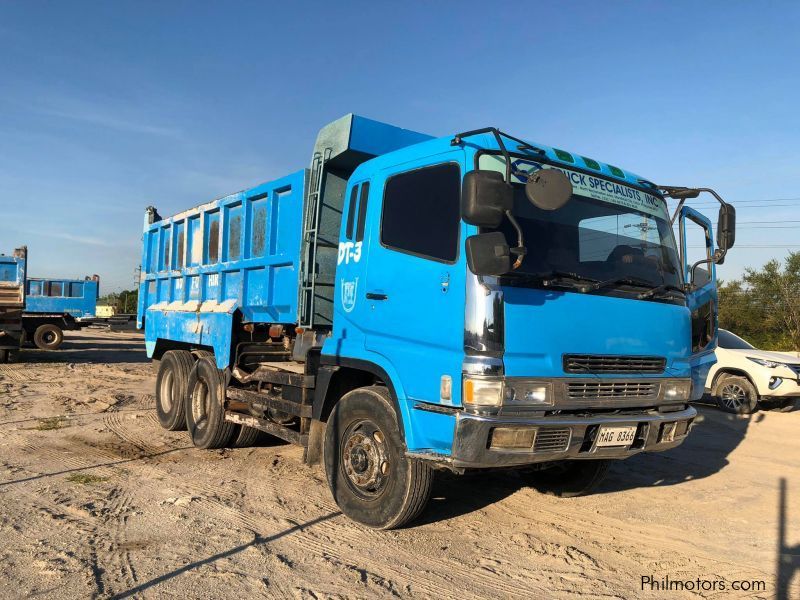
[380,163,460,262]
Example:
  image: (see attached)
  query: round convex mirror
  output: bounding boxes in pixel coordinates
[525,169,573,211]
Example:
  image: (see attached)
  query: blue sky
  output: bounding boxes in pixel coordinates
[1,1,799,292]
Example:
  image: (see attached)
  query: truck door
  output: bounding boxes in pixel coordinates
[679,206,717,400]
[362,157,466,407]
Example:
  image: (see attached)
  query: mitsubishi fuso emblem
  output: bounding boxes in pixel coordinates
[341,277,359,313]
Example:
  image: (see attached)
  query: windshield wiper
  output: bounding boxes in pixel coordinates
[503,270,601,291]
[637,283,686,299]
[503,271,684,299]
[583,276,656,293]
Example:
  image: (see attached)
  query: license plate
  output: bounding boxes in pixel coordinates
[595,425,637,448]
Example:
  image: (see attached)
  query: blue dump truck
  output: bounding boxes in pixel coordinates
[0,247,27,363]
[22,276,100,350]
[138,114,736,528]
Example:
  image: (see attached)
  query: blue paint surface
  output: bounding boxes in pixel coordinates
[138,170,307,369]
[25,278,98,318]
[0,254,26,288]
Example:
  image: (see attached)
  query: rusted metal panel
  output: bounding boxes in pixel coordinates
[232,364,316,388]
[226,387,312,418]
[223,411,308,445]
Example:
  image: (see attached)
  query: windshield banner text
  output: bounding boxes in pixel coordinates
[478,154,668,219]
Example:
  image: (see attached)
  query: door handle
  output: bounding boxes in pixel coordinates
[366,292,388,301]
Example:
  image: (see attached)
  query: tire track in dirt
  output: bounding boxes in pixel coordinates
[6,436,121,483]
[7,415,603,599]
[488,493,773,598]
[8,486,112,598]
[101,408,272,534]
[79,392,712,599]
[93,409,428,597]
[0,364,30,382]
[104,487,142,595]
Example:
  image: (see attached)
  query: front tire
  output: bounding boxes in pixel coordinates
[155,351,193,431]
[776,398,798,413]
[324,386,433,529]
[521,460,610,497]
[185,356,236,449]
[33,324,63,350]
[713,375,758,414]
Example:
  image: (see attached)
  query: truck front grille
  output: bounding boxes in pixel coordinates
[563,354,665,374]
[534,428,571,452]
[566,381,658,399]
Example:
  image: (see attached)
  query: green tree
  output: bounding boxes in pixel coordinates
[117,289,139,314]
[98,290,138,314]
[718,252,800,351]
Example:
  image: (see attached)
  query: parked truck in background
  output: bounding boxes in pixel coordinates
[0,247,27,363]
[22,276,100,350]
[138,114,736,528]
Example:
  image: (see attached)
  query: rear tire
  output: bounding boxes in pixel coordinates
[521,460,610,497]
[713,375,758,414]
[230,425,261,448]
[0,349,8,364]
[185,356,236,449]
[324,386,433,529]
[33,324,63,350]
[155,351,193,431]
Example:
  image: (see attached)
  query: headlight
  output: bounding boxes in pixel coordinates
[463,377,553,410]
[747,357,782,369]
[662,380,691,401]
[504,382,553,407]
[463,377,504,408]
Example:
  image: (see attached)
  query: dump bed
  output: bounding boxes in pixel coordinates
[137,114,433,368]
[138,169,308,364]
[25,277,99,318]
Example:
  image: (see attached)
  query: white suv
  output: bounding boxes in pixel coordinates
[706,329,800,413]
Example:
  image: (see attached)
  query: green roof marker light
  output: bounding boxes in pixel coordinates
[608,165,625,178]
[553,149,574,163]
[581,156,601,171]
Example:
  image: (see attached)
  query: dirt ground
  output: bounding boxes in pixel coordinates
[0,328,798,599]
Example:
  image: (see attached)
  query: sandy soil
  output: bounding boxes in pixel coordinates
[0,328,798,599]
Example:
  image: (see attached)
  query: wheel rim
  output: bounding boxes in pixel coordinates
[43,332,56,345]
[159,369,174,412]
[341,419,390,500]
[721,383,748,410]
[191,379,210,430]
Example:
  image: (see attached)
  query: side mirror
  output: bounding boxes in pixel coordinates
[525,168,573,211]
[466,232,511,276]
[461,171,513,228]
[717,203,736,253]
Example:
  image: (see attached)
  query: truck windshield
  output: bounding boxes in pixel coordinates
[496,178,682,294]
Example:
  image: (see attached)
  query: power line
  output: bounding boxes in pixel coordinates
[666,197,800,204]
[738,220,800,224]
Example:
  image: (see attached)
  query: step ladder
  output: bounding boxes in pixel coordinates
[298,147,332,328]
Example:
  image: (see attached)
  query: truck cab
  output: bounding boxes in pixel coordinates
[0,246,27,363]
[326,132,731,468]
[139,115,735,528]
[22,276,100,350]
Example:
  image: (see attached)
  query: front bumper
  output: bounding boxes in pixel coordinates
[451,406,696,468]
